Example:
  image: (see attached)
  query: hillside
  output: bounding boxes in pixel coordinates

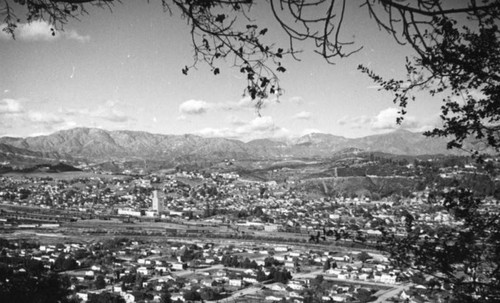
[0,127,465,166]
[0,143,64,166]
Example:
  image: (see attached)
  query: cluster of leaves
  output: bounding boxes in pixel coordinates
[0,264,75,303]
[179,245,202,262]
[199,287,222,301]
[175,286,223,302]
[423,16,500,152]
[220,254,259,268]
[2,1,500,129]
[1,0,113,38]
[0,0,367,110]
[88,292,125,303]
[183,288,201,301]
[266,266,292,283]
[359,1,500,155]
[377,188,500,302]
[53,253,79,272]
[355,6,500,298]
[2,1,500,301]
[174,0,291,108]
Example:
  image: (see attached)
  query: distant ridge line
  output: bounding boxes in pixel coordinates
[0,127,471,163]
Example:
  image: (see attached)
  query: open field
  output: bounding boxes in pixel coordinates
[2,171,128,180]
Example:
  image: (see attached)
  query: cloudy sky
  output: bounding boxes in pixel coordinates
[0,1,443,141]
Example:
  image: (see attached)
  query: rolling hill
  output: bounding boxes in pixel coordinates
[0,127,464,165]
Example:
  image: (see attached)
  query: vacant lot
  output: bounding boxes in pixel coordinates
[3,171,128,180]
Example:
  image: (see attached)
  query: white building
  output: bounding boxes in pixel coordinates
[117,208,141,217]
[152,190,163,213]
[137,267,152,276]
[379,273,397,284]
[264,224,279,232]
[229,278,242,287]
[171,262,185,270]
[76,293,88,302]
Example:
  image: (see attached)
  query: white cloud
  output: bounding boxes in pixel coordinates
[219,96,256,111]
[27,112,65,124]
[0,99,23,114]
[0,20,54,41]
[177,96,274,116]
[300,128,324,136]
[89,101,131,122]
[0,98,134,135]
[93,110,130,123]
[292,111,312,120]
[338,115,372,128]
[196,116,289,141]
[220,96,280,111]
[0,99,77,133]
[89,102,131,122]
[243,116,275,132]
[228,115,246,126]
[24,111,77,133]
[179,100,211,115]
[63,29,90,43]
[26,111,76,130]
[371,108,401,130]
[0,20,89,42]
[24,119,79,136]
[371,107,419,130]
[197,127,234,138]
[339,107,438,132]
[60,100,133,123]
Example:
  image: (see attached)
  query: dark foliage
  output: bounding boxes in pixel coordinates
[377,188,500,302]
[88,292,126,303]
[0,270,73,303]
[2,1,500,301]
[4,1,498,130]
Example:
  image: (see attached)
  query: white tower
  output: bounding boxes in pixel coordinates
[152,190,163,213]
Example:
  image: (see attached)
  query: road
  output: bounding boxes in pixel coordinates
[373,283,412,302]
[125,249,402,302]
[174,264,224,277]
[144,264,225,284]
[212,286,261,303]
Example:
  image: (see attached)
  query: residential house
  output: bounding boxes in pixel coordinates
[137,267,152,276]
[229,278,242,287]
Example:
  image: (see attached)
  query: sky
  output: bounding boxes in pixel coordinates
[0,0,444,141]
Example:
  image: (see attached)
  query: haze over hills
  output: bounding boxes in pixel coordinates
[0,143,66,165]
[0,127,465,165]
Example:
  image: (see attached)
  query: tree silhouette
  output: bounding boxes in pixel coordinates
[357,251,371,263]
[183,289,201,301]
[2,0,500,301]
[0,271,73,303]
[376,188,500,302]
[2,1,499,147]
[256,269,267,282]
[160,291,172,303]
[323,258,331,272]
[200,287,219,301]
[95,274,106,290]
[88,292,126,303]
[359,11,500,153]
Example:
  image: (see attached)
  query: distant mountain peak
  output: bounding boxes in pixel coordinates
[0,127,469,166]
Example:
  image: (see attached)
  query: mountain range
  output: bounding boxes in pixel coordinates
[0,127,465,166]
